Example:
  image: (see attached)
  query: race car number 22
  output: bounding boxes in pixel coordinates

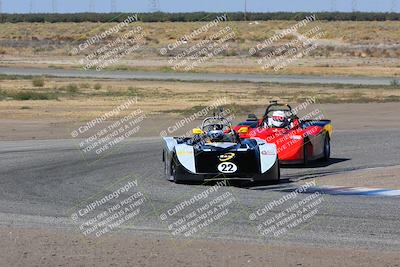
[218,162,237,173]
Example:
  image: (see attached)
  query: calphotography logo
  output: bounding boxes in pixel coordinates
[248,14,327,72]
[3,1,400,266]
[72,14,140,54]
[67,176,153,239]
[69,97,147,164]
[157,181,241,238]
[159,97,229,138]
[159,13,237,72]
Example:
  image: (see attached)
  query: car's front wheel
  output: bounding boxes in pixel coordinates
[322,135,331,162]
[170,157,185,184]
[171,160,177,182]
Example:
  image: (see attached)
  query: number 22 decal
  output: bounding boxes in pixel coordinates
[217,162,237,173]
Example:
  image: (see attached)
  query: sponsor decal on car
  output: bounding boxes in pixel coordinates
[218,152,235,162]
[261,150,276,156]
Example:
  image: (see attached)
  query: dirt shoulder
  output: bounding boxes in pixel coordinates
[1,102,399,141]
[1,227,399,267]
[300,165,400,189]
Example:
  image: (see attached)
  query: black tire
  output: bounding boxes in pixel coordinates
[170,157,185,184]
[171,159,178,183]
[303,141,311,165]
[163,150,167,175]
[257,159,280,184]
[163,151,174,181]
[322,135,331,162]
[277,160,281,182]
[269,160,281,184]
[269,159,280,182]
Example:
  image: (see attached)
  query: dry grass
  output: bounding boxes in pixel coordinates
[1,21,400,77]
[0,76,399,121]
[1,21,400,46]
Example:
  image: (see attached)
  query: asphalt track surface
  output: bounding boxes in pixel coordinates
[1,129,400,250]
[0,67,395,85]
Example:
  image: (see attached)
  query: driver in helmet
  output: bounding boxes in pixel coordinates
[268,110,290,128]
[207,130,225,142]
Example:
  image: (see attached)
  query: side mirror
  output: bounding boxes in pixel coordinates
[192,128,204,135]
[238,127,248,134]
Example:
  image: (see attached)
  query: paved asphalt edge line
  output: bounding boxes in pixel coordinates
[0,67,393,85]
[281,186,400,197]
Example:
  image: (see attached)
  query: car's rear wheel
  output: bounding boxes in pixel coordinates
[322,135,331,162]
[303,141,311,165]
[277,161,281,181]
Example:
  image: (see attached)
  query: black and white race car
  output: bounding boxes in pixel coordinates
[162,113,280,184]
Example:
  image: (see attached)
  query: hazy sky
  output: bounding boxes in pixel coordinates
[1,0,398,13]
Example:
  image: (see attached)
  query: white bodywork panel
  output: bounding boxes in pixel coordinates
[163,137,178,152]
[175,144,196,173]
[256,140,277,173]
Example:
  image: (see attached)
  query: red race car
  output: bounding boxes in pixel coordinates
[233,102,333,165]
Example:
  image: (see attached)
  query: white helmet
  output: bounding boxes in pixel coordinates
[269,111,288,128]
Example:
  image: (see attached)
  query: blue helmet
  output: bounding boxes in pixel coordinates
[208,130,225,142]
